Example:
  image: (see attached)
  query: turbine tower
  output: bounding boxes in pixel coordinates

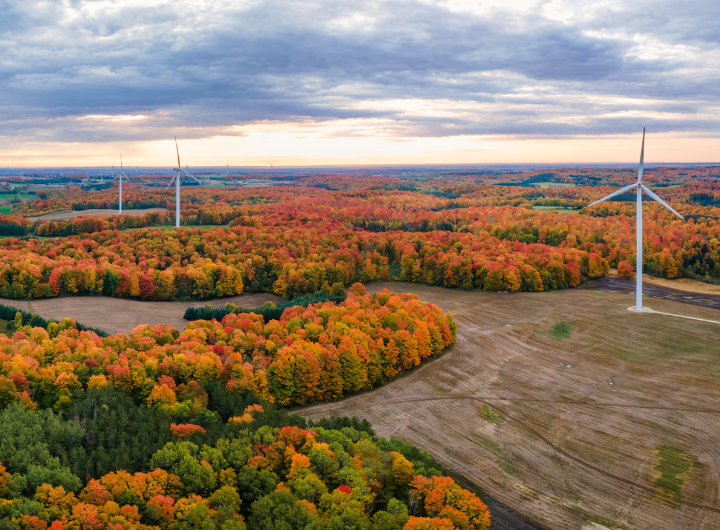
[167,138,200,227]
[113,155,131,214]
[585,128,683,311]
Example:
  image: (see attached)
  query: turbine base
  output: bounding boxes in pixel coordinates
[627,306,656,313]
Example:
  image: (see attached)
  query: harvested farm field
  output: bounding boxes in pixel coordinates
[27,207,166,221]
[299,282,720,530]
[0,292,281,335]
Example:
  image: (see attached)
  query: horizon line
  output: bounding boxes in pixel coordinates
[2,162,719,171]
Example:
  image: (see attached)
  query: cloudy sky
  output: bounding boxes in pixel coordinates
[1,0,718,167]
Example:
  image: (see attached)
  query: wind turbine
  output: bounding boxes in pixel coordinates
[167,138,200,227]
[585,128,683,311]
[113,155,131,214]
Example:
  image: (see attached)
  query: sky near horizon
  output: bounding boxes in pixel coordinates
[0,0,718,167]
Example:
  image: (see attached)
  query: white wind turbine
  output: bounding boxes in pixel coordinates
[113,155,131,214]
[585,128,684,311]
[167,137,201,227]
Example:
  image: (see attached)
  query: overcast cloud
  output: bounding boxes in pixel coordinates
[0,0,718,143]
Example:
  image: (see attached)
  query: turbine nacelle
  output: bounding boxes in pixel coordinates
[166,168,200,189]
[113,154,131,182]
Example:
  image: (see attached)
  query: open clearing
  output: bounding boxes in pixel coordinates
[120,224,228,232]
[531,206,579,214]
[299,283,720,530]
[0,292,281,335]
[27,208,166,222]
[531,183,576,189]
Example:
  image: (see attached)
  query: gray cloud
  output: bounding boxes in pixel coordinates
[0,0,718,142]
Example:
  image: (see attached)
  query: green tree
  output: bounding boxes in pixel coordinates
[149,441,216,495]
[249,490,315,530]
[26,457,81,493]
[236,467,279,516]
[0,404,83,494]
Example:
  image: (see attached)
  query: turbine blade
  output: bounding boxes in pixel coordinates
[175,137,181,168]
[585,183,638,208]
[638,127,645,183]
[181,169,201,182]
[166,174,176,189]
[640,184,684,219]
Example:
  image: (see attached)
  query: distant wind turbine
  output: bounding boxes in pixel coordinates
[113,155,131,214]
[167,138,200,227]
[584,128,683,311]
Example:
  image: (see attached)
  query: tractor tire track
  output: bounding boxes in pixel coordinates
[385,394,720,514]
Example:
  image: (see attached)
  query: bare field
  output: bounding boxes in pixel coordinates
[299,283,720,530]
[0,292,281,335]
[27,208,166,221]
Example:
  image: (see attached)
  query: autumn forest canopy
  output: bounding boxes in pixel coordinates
[2,165,720,302]
[0,286,480,529]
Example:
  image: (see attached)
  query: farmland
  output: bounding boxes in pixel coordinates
[27,207,166,222]
[301,282,720,530]
[2,292,282,335]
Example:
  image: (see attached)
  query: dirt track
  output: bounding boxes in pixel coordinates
[27,208,166,222]
[580,275,720,311]
[299,283,720,530]
[0,292,281,335]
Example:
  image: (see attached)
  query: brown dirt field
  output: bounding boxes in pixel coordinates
[610,269,720,295]
[299,283,720,530]
[27,208,166,222]
[0,292,281,335]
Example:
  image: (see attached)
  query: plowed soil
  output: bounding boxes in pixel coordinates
[299,283,720,530]
[1,292,281,335]
[28,208,166,221]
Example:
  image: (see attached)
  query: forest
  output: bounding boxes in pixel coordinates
[0,287,488,529]
[2,167,720,304]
